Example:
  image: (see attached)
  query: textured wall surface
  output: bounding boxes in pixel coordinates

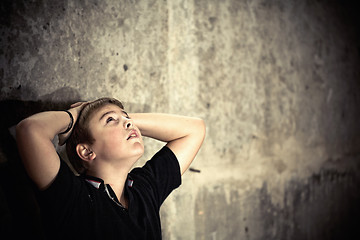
[1,0,360,239]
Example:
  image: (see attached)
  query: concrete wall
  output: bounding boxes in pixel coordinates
[1,0,360,239]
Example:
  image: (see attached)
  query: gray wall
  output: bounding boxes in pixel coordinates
[1,0,360,239]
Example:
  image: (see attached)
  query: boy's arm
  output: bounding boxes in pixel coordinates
[16,102,86,190]
[130,113,206,175]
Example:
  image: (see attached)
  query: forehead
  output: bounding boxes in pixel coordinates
[91,104,126,120]
[97,103,122,111]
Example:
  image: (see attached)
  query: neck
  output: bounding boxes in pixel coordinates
[87,163,132,207]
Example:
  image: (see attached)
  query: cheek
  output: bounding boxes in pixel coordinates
[92,132,123,154]
[105,134,125,152]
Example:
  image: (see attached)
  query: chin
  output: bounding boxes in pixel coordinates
[133,144,145,158]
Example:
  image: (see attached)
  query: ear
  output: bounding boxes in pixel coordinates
[76,144,96,162]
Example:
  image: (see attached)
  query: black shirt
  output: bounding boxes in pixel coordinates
[37,146,181,240]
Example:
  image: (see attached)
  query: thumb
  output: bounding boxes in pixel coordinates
[70,102,86,108]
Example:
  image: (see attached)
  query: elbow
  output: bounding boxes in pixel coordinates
[16,119,30,146]
[16,118,40,141]
[199,118,206,133]
[195,118,206,141]
[16,119,29,140]
[16,119,30,136]
[16,118,33,132]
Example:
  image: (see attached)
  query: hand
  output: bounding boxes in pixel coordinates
[58,101,89,146]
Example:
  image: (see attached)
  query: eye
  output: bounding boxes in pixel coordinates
[106,117,115,123]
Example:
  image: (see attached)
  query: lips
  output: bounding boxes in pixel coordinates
[127,130,139,140]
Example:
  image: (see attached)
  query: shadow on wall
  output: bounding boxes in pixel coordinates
[0,87,82,239]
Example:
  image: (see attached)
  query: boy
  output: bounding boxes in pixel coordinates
[16,97,205,239]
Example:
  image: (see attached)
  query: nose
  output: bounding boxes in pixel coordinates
[124,119,133,129]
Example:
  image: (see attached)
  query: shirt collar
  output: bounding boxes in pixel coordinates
[82,174,133,209]
[82,174,134,190]
[83,175,105,190]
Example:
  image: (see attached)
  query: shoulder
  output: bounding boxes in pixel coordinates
[38,158,84,200]
[131,146,180,176]
[129,147,181,204]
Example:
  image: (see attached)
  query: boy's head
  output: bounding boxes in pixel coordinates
[66,97,124,174]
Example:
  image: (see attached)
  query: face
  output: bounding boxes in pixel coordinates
[87,104,144,166]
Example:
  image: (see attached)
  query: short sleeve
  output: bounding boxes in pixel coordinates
[130,146,182,205]
[36,159,84,222]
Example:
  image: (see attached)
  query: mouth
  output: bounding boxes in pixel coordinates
[127,130,139,140]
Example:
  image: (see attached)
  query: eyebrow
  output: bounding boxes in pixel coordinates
[122,110,129,118]
[99,110,129,121]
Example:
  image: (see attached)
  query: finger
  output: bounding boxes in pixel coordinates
[70,102,86,108]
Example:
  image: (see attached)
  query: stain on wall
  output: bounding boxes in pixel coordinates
[1,0,360,239]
